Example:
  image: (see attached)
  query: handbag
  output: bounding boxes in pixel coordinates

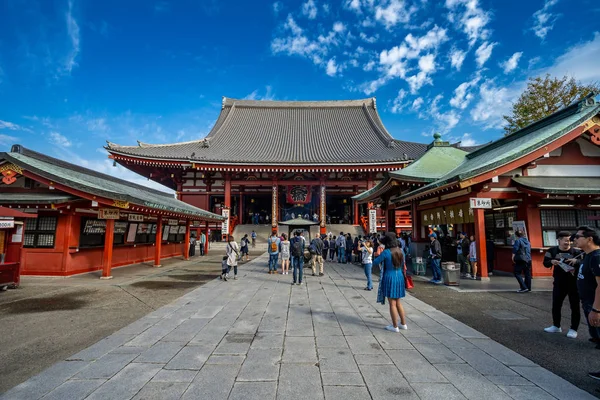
[403,262,414,289]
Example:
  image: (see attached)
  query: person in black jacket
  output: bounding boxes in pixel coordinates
[543,231,583,338]
[429,233,443,284]
[457,232,471,278]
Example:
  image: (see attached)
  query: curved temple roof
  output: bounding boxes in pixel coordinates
[105,97,429,165]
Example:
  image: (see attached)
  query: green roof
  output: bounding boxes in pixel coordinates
[389,143,467,182]
[393,95,600,203]
[0,193,78,204]
[513,176,600,195]
[1,146,224,221]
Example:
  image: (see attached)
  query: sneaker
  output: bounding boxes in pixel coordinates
[488,272,493,276]
[544,326,562,333]
[223,275,227,281]
[472,275,477,280]
[517,288,528,293]
[433,280,443,285]
[399,324,408,330]
[567,329,578,339]
[429,279,437,283]
[297,282,302,285]
[312,273,316,276]
[466,273,472,278]
[234,276,238,280]
[292,282,296,285]
[589,372,600,381]
[385,325,400,333]
[319,273,324,276]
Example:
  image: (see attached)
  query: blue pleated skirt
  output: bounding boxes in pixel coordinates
[379,267,405,300]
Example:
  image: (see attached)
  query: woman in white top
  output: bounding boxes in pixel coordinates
[280,233,291,275]
[469,235,477,280]
[358,239,374,290]
[226,235,240,280]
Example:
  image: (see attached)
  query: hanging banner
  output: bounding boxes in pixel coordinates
[272,185,278,227]
[222,208,230,235]
[286,185,312,204]
[320,185,326,228]
[369,209,377,233]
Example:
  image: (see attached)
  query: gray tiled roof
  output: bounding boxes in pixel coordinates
[1,146,224,221]
[106,97,429,165]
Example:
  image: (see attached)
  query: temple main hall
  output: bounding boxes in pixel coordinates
[106,97,467,236]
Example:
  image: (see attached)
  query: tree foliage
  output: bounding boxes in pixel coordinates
[503,74,599,134]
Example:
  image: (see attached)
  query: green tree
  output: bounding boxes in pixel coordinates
[503,74,599,134]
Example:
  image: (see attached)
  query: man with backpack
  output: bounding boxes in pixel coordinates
[310,235,325,276]
[290,231,305,285]
[336,232,345,263]
[267,231,281,274]
[513,230,532,293]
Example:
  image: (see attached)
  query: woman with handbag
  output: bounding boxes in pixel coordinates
[373,232,408,332]
[226,235,240,280]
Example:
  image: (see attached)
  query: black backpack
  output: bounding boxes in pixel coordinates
[291,238,303,257]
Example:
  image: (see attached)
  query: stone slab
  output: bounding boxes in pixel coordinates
[229,381,277,400]
[181,364,239,400]
[323,385,371,400]
[85,363,162,400]
[410,383,467,400]
[74,353,138,379]
[36,379,105,400]
[237,348,282,382]
[131,382,189,400]
[277,364,324,400]
[321,372,365,386]
[135,342,185,364]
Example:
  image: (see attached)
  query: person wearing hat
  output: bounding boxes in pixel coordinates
[457,232,471,279]
[429,233,443,284]
[373,232,408,332]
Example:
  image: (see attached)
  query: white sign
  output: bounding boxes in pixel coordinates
[0,219,15,229]
[512,220,528,239]
[222,209,230,235]
[369,209,377,234]
[98,209,120,219]
[167,219,179,226]
[128,214,144,222]
[469,198,492,209]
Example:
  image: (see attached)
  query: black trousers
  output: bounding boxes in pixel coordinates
[552,278,580,330]
[323,249,328,259]
[189,244,195,257]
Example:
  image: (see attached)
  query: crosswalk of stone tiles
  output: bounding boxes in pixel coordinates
[1,255,595,400]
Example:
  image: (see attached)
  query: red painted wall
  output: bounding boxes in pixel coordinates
[491,247,551,277]
[21,214,186,277]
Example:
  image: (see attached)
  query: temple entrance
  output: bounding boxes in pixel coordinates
[326,194,353,224]
[243,194,271,224]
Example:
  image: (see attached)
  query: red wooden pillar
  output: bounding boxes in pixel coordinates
[411,201,421,241]
[184,219,191,261]
[101,219,115,279]
[154,216,163,267]
[473,208,488,280]
[239,189,244,224]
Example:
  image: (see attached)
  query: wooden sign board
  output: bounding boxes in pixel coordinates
[98,209,120,219]
[167,219,179,226]
[128,214,144,222]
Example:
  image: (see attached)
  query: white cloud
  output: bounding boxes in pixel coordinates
[390,89,408,113]
[411,97,424,111]
[449,47,467,71]
[363,60,376,71]
[359,32,378,43]
[375,0,418,29]
[0,134,18,146]
[474,41,496,68]
[428,94,460,132]
[60,0,80,76]
[532,0,559,40]
[470,79,519,129]
[333,22,345,33]
[302,0,318,19]
[49,131,72,147]
[450,75,480,109]
[458,133,477,146]
[326,58,338,76]
[0,120,23,130]
[546,32,600,83]
[500,51,522,74]
[406,54,436,93]
[273,1,282,14]
[244,85,276,100]
[445,0,491,45]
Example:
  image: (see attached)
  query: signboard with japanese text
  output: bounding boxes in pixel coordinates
[286,185,312,204]
[98,209,120,219]
[222,209,230,235]
[0,218,15,229]
[128,214,144,222]
[369,209,377,233]
[469,198,492,209]
[167,219,179,226]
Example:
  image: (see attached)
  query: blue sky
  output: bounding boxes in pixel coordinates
[1,0,599,191]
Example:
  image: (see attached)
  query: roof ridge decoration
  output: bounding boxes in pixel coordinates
[361,103,395,148]
[222,97,376,108]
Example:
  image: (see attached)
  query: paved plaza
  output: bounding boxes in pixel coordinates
[1,255,596,400]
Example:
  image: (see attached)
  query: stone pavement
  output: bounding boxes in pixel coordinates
[2,255,595,400]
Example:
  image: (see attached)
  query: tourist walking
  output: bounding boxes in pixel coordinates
[359,239,374,290]
[310,235,325,276]
[290,231,305,285]
[199,231,206,256]
[226,235,240,280]
[543,231,582,338]
[512,230,532,292]
[572,227,600,381]
[345,233,353,264]
[329,235,337,261]
[241,234,250,261]
[322,236,329,260]
[280,233,291,275]
[337,233,345,263]
[469,235,477,280]
[267,231,281,274]
[373,232,407,332]
[251,230,257,248]
[428,233,443,284]
[220,255,229,281]
[457,232,471,278]
[189,235,196,257]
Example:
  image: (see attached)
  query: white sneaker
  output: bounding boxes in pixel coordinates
[385,325,400,333]
[567,329,578,339]
[465,273,472,278]
[399,324,408,330]
[544,326,562,333]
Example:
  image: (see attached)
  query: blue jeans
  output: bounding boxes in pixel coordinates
[514,260,531,290]
[292,256,304,283]
[338,247,345,263]
[582,302,600,340]
[430,258,442,281]
[363,263,373,289]
[268,254,278,272]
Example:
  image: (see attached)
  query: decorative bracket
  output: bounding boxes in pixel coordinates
[0,163,23,185]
